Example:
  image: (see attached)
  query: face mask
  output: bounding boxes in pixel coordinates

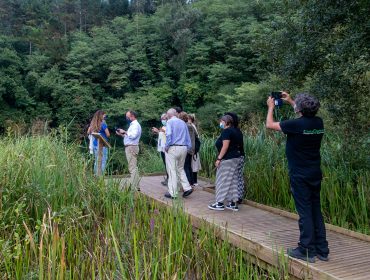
[219,122,225,129]
[126,117,131,124]
[161,120,167,126]
[103,115,107,120]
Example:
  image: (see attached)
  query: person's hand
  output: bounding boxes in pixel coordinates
[116,129,126,137]
[267,96,275,109]
[215,159,221,168]
[152,127,159,134]
[281,91,293,103]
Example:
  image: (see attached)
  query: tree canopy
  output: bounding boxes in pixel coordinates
[0,0,369,137]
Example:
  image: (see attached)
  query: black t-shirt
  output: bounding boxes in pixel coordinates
[215,127,244,160]
[280,116,324,179]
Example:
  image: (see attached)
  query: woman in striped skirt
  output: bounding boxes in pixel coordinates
[225,112,245,203]
[208,115,244,211]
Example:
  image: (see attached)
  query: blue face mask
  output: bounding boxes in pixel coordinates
[103,115,107,120]
[219,122,225,129]
[161,120,167,126]
[126,117,131,124]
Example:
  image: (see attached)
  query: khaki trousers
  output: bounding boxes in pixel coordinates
[125,145,140,188]
[165,146,191,197]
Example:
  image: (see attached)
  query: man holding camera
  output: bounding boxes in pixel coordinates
[266,92,329,263]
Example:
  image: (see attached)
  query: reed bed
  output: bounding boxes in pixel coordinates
[0,135,284,279]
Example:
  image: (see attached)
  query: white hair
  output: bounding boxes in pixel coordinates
[167,108,177,118]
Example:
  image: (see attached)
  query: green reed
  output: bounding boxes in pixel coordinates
[198,128,370,234]
[0,134,282,279]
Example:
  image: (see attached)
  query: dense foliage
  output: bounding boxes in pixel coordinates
[1,0,368,138]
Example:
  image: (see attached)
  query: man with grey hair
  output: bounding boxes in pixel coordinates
[266,92,329,263]
[164,108,193,199]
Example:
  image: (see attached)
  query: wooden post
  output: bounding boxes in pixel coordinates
[97,138,103,176]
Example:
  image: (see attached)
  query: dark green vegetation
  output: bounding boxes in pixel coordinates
[1,0,369,137]
[0,135,286,279]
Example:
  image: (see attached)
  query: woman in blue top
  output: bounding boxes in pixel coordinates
[88,110,110,175]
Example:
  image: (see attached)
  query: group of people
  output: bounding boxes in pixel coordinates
[87,91,329,263]
[88,110,142,189]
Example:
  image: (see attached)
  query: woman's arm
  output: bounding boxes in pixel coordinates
[105,127,110,137]
[215,140,230,167]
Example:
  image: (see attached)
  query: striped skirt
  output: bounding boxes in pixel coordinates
[215,157,244,203]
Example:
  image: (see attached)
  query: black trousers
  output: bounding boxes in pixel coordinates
[160,151,168,179]
[184,154,195,185]
[192,172,198,184]
[290,175,329,257]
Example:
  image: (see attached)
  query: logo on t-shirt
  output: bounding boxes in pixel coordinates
[303,129,324,135]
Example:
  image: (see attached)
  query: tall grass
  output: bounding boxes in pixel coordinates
[0,134,284,279]
[199,128,370,234]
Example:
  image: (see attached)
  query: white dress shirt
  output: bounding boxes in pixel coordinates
[124,119,142,146]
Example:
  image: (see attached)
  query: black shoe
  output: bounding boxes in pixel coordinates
[208,202,225,211]
[237,198,243,204]
[316,254,329,261]
[164,192,176,199]
[183,189,193,197]
[226,202,239,212]
[287,248,315,263]
[161,178,168,186]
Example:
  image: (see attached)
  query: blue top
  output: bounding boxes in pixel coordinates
[93,122,108,147]
[165,117,192,150]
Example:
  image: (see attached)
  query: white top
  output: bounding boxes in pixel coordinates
[124,120,142,146]
[157,127,166,152]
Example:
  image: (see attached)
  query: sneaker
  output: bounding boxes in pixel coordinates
[193,183,199,187]
[237,198,243,204]
[226,202,239,212]
[164,192,176,199]
[208,202,225,211]
[183,189,193,197]
[287,248,315,263]
[316,254,329,261]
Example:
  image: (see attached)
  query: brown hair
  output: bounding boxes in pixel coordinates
[178,112,189,122]
[220,115,234,127]
[89,110,105,133]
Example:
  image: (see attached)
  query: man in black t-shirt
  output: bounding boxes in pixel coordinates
[266,92,329,263]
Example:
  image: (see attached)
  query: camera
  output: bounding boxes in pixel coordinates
[270,91,283,107]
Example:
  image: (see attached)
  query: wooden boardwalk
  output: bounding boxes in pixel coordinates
[129,175,370,280]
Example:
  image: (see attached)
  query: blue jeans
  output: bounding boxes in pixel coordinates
[93,146,108,176]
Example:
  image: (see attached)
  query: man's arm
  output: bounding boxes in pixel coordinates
[165,121,172,151]
[282,91,295,107]
[265,97,282,131]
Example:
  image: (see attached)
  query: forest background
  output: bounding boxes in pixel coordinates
[0,0,369,166]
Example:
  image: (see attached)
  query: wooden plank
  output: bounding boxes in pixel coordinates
[134,176,370,280]
[203,185,370,242]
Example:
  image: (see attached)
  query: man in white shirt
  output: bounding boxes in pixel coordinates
[116,110,142,190]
